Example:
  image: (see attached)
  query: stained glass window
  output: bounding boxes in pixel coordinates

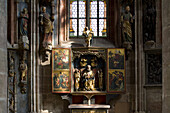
[69,0,107,37]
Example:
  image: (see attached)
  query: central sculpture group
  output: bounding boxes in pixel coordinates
[74,65,103,91]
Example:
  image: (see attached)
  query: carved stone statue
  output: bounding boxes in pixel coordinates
[9,97,14,112]
[9,66,15,77]
[20,60,27,81]
[82,65,95,91]
[98,69,103,90]
[40,6,53,48]
[83,27,94,47]
[20,8,29,36]
[74,69,80,91]
[121,6,133,43]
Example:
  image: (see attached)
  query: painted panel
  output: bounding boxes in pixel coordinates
[107,48,125,93]
[52,48,71,93]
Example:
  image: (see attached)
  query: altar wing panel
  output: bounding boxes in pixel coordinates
[52,48,71,93]
[107,48,126,93]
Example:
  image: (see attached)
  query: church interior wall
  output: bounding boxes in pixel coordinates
[0,0,167,113]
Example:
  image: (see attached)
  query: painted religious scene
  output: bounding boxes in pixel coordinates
[52,48,71,93]
[107,48,125,92]
[52,71,70,93]
[53,48,70,70]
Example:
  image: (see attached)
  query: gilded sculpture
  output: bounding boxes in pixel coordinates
[20,60,27,81]
[83,27,94,47]
[82,65,95,91]
[40,6,53,49]
[74,69,81,91]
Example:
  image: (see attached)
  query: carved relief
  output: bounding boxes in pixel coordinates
[143,0,156,44]
[8,51,16,113]
[19,51,28,94]
[146,53,162,84]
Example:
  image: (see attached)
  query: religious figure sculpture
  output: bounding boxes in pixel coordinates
[74,69,81,91]
[20,60,27,81]
[19,8,29,50]
[9,97,14,112]
[98,69,103,91]
[40,6,53,49]
[83,27,94,47]
[20,8,29,36]
[9,66,15,77]
[82,65,95,91]
[121,6,133,43]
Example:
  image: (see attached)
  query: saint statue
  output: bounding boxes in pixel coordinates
[98,69,103,91]
[121,6,133,43]
[40,6,53,48]
[82,65,95,91]
[74,69,80,91]
[20,60,27,81]
[20,8,29,36]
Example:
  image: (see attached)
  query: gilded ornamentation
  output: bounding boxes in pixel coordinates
[80,58,88,67]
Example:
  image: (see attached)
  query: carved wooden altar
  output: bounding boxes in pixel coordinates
[52,47,125,113]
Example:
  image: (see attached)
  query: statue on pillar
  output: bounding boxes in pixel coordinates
[121,5,133,43]
[19,8,29,50]
[40,6,53,49]
[19,8,29,36]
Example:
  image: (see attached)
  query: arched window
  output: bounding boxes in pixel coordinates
[69,0,107,38]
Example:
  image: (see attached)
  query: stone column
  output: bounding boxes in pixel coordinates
[162,0,170,113]
[0,0,7,113]
[30,0,40,112]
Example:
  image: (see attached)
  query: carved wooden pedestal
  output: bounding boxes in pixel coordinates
[69,104,110,113]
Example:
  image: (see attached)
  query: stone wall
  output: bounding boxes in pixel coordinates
[162,0,170,112]
[0,0,8,113]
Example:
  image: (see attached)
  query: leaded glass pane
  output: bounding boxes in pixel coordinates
[70,19,77,36]
[79,1,86,18]
[79,19,86,36]
[99,1,105,18]
[90,19,97,36]
[90,1,97,18]
[70,1,77,18]
[99,19,107,36]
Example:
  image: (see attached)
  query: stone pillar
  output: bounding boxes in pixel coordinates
[162,0,170,113]
[0,0,7,113]
[30,0,40,112]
